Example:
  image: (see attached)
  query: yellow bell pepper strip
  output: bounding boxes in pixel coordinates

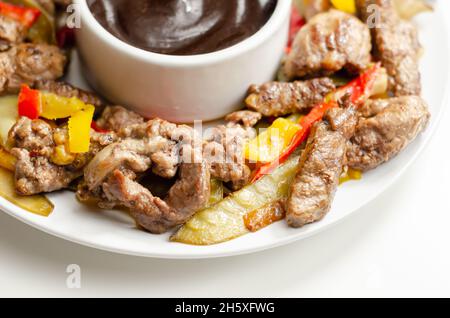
[68,104,95,154]
[18,84,41,119]
[251,63,381,183]
[339,167,362,185]
[245,118,301,163]
[0,1,41,28]
[40,92,86,120]
[331,0,356,14]
[17,85,96,154]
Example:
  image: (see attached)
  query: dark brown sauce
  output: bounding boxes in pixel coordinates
[88,0,277,55]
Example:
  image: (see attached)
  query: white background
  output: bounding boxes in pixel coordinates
[1,6,450,298]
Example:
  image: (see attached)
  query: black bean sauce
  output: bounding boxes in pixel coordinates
[88,0,278,55]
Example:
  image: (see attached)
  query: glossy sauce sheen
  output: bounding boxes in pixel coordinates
[88,0,277,55]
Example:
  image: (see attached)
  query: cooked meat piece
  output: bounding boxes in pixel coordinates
[95,106,145,133]
[81,117,210,234]
[36,80,103,108]
[103,159,210,234]
[8,117,54,157]
[9,117,116,195]
[347,96,430,171]
[245,78,335,117]
[0,15,26,46]
[83,137,170,190]
[0,43,66,95]
[12,148,82,195]
[357,97,391,118]
[203,123,256,190]
[284,10,372,79]
[302,0,331,20]
[82,118,197,193]
[356,0,422,96]
[324,106,358,139]
[225,110,262,127]
[287,106,357,228]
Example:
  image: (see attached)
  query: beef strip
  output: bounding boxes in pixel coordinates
[302,0,331,21]
[225,110,262,127]
[245,78,335,117]
[104,159,210,234]
[81,118,210,234]
[9,117,116,195]
[36,80,103,108]
[0,43,66,95]
[284,9,372,79]
[203,123,256,190]
[347,96,430,171]
[95,105,145,133]
[356,0,422,96]
[287,106,357,228]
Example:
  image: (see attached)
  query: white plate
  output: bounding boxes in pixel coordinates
[1,3,449,259]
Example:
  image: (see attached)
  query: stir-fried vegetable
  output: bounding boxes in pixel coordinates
[287,4,305,53]
[245,118,301,163]
[0,147,16,171]
[0,1,40,27]
[339,167,362,185]
[40,93,87,120]
[331,0,356,14]
[251,63,381,182]
[0,167,53,216]
[18,85,96,153]
[393,0,432,20]
[18,84,40,119]
[68,105,95,154]
[6,0,56,43]
[171,155,300,245]
[244,201,286,232]
[209,178,224,207]
[0,95,18,147]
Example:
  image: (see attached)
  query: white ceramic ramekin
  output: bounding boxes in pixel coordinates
[75,0,292,123]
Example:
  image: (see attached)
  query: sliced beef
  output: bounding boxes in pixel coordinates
[347,96,430,171]
[287,106,357,228]
[36,80,103,108]
[203,123,256,190]
[9,117,116,195]
[95,105,145,133]
[225,110,262,127]
[81,118,210,234]
[103,160,210,234]
[284,9,372,79]
[245,78,335,117]
[0,43,66,95]
[356,0,422,96]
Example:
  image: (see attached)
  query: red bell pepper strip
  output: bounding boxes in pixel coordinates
[286,5,305,54]
[0,2,41,28]
[251,63,381,183]
[91,121,109,134]
[18,84,41,120]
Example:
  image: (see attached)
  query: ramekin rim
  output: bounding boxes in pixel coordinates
[74,0,292,67]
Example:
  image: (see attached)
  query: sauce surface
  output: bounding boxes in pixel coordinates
[88,0,278,55]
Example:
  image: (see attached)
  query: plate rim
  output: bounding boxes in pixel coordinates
[1,4,449,259]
